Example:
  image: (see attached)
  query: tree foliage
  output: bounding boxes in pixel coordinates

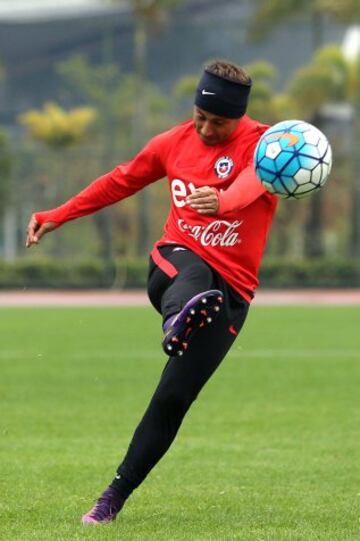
[18,103,96,149]
[0,61,5,83]
[112,0,187,29]
[288,45,359,119]
[244,61,299,123]
[57,54,171,150]
[250,0,360,39]
[0,131,12,216]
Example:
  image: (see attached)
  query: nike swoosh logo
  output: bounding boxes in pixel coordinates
[202,89,216,95]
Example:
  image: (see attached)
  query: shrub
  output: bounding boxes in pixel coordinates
[0,257,358,289]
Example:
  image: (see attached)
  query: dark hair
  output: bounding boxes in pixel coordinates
[205,60,251,86]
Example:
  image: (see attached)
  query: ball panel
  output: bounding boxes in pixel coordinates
[323,146,332,166]
[311,163,322,184]
[279,175,298,193]
[274,150,297,171]
[319,163,330,186]
[281,156,301,177]
[317,138,328,157]
[294,182,320,197]
[255,167,277,184]
[272,178,290,197]
[294,168,311,185]
[261,180,277,194]
[303,129,321,145]
[299,144,321,160]
[265,141,282,159]
[298,155,320,170]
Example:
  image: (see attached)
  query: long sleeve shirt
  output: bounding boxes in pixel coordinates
[35,115,278,302]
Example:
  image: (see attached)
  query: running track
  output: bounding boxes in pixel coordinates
[0,289,359,306]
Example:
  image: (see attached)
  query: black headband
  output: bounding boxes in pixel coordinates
[195,69,252,119]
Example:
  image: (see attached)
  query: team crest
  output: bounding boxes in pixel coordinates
[214,156,234,179]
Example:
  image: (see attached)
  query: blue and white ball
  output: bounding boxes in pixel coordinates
[254,120,332,199]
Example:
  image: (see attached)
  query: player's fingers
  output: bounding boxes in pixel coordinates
[189,198,218,210]
[194,204,219,215]
[26,215,39,247]
[187,187,219,213]
[197,207,217,215]
[186,187,215,202]
[26,220,56,247]
[191,201,216,209]
[187,193,213,202]
[35,223,55,242]
[188,195,217,205]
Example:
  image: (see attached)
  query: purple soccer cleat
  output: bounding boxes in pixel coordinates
[81,487,124,525]
[162,289,224,357]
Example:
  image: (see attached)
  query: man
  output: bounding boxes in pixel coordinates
[26,60,278,524]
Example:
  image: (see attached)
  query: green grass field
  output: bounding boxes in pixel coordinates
[1,305,359,541]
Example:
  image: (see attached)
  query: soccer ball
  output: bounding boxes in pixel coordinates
[254,120,332,199]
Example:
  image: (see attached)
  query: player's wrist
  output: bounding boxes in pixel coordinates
[34,210,61,228]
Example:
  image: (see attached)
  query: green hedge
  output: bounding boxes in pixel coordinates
[0,257,359,289]
[0,259,117,289]
[259,258,360,288]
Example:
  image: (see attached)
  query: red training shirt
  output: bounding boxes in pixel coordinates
[35,115,278,303]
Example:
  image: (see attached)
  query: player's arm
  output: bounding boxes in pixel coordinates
[187,127,272,215]
[186,164,267,215]
[26,136,167,248]
[216,164,267,214]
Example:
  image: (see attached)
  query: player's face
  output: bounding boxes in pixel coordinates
[193,106,240,146]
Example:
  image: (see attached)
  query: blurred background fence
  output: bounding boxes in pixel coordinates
[0,0,359,288]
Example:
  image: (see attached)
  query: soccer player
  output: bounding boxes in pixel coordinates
[26,60,278,524]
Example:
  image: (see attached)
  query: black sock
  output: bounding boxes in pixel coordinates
[109,473,135,501]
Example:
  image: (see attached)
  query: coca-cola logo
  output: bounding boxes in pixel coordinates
[178,219,243,247]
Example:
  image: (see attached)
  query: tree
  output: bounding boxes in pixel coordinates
[0,130,12,210]
[57,54,172,258]
[18,102,96,148]
[18,103,97,258]
[0,61,10,218]
[287,45,360,257]
[110,0,189,255]
[0,130,14,260]
[1,55,14,259]
[250,0,360,257]
[250,1,360,48]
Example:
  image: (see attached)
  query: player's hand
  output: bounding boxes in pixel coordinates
[26,214,57,248]
[186,186,219,215]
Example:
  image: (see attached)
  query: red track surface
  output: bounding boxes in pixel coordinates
[0,289,359,306]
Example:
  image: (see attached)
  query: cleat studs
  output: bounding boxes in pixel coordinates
[217,296,223,303]
[182,342,188,350]
[201,298,207,304]
[177,350,184,356]
[206,317,212,323]
[190,309,196,315]
[186,316,192,323]
[167,345,173,351]
[199,322,205,328]
[171,336,179,343]
[214,306,220,312]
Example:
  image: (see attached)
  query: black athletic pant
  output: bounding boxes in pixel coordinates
[112,245,249,499]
